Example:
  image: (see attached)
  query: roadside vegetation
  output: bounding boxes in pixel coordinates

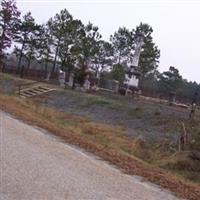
[0,73,200,200]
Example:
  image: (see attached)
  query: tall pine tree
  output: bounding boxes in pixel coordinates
[0,0,20,62]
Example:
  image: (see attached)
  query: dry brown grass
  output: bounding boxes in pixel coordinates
[0,93,200,200]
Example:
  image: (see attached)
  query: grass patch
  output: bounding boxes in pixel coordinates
[0,73,13,80]
[128,107,144,118]
[79,95,116,108]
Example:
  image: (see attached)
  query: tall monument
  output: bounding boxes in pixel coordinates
[132,36,144,67]
[124,36,143,92]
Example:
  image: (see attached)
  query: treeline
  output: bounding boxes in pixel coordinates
[0,0,159,78]
[0,0,199,103]
[142,66,200,103]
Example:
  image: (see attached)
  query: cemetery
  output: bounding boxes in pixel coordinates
[1,0,200,199]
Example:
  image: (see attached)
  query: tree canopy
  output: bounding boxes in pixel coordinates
[0,0,20,59]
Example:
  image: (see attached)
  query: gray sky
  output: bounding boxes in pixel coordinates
[16,0,200,83]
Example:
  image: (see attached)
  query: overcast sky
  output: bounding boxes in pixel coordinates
[16,0,200,83]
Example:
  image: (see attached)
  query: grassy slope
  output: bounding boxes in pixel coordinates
[0,72,200,199]
[35,88,200,185]
[0,94,200,200]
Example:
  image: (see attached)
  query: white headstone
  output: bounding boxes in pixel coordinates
[59,70,66,87]
[45,72,51,81]
[68,72,74,87]
[83,75,90,91]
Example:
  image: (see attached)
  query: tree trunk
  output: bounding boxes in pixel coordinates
[17,41,25,74]
[139,74,144,91]
[20,64,25,78]
[61,57,66,71]
[0,29,5,58]
[0,27,6,66]
[26,59,31,75]
[52,40,60,73]
[44,61,48,79]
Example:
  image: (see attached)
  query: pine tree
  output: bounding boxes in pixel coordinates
[15,12,40,77]
[134,23,160,77]
[0,0,20,62]
[47,9,73,73]
[110,27,132,65]
[37,24,53,78]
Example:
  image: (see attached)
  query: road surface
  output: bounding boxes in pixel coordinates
[0,111,182,200]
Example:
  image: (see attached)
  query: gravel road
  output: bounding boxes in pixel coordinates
[0,111,183,200]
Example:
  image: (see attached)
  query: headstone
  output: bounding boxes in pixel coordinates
[91,84,99,91]
[83,74,90,91]
[58,70,66,87]
[68,72,74,87]
[189,90,199,120]
[45,72,51,81]
[169,92,176,105]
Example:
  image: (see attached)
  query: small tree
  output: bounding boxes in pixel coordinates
[91,40,113,77]
[23,33,38,73]
[0,0,20,62]
[110,27,132,65]
[37,24,53,78]
[77,22,102,66]
[159,66,183,94]
[71,22,102,85]
[47,9,73,73]
[15,12,39,77]
[58,19,84,74]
